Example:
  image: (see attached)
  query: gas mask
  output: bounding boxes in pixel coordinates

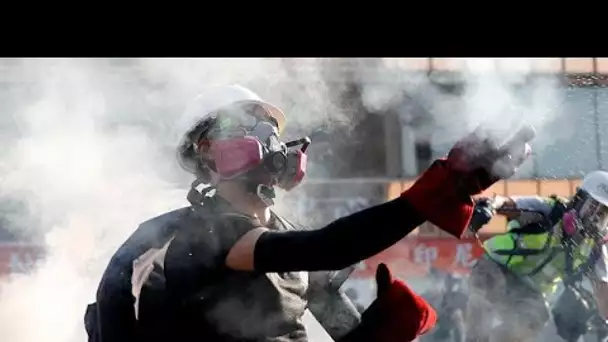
[563,189,608,239]
[210,122,309,190]
[181,101,310,205]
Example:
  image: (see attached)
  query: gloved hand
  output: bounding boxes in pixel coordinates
[446,124,534,193]
[402,124,534,238]
[339,263,436,342]
[469,198,495,233]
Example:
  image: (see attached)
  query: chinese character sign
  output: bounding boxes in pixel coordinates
[453,242,477,268]
[351,238,484,279]
[412,244,439,266]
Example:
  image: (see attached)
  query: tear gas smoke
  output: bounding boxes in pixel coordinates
[0,58,350,342]
[0,58,570,342]
[355,58,567,179]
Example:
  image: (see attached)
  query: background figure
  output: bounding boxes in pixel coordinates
[422,273,468,342]
[421,268,447,311]
[439,274,468,342]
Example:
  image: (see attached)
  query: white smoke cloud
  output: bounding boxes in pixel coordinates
[0,59,188,342]
[354,58,567,177]
[0,58,349,342]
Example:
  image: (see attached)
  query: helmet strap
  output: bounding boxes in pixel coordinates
[256,184,276,206]
[241,177,276,206]
[187,179,215,205]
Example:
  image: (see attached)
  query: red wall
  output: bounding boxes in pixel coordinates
[351,237,484,279]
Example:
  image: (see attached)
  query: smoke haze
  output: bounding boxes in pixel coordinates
[0,58,569,342]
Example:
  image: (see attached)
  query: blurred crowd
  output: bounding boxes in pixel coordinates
[418,269,469,342]
[342,263,608,342]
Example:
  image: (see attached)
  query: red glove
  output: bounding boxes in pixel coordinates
[339,263,437,342]
[402,124,534,238]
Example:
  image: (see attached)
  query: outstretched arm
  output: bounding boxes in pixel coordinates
[227,124,535,272]
[493,195,554,219]
[232,196,425,272]
[470,195,557,234]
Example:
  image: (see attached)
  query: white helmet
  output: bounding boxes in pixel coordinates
[571,170,608,236]
[179,84,286,136]
[580,171,608,207]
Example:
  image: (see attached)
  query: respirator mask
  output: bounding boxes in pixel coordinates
[562,189,608,239]
[180,101,310,205]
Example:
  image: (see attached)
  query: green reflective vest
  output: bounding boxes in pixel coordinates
[484,197,595,295]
